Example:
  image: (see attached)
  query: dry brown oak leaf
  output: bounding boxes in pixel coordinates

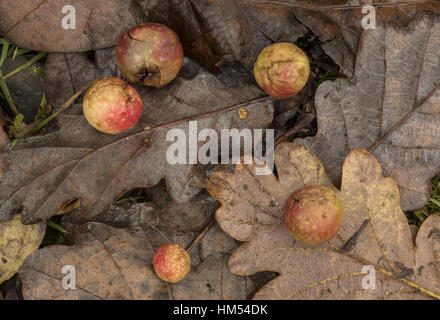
[3,1,439,77]
[172,0,440,75]
[0,0,305,70]
[61,184,253,294]
[296,13,440,211]
[93,193,255,299]
[0,0,147,52]
[60,187,254,300]
[168,0,307,71]
[19,222,253,300]
[0,71,273,224]
[62,184,221,255]
[207,143,440,299]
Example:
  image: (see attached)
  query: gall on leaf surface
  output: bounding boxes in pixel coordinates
[207,143,440,299]
[19,195,254,300]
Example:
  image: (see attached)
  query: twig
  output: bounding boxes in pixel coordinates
[186,218,216,253]
[341,219,370,252]
[393,261,414,279]
[275,113,315,146]
[189,182,213,189]
[330,244,440,300]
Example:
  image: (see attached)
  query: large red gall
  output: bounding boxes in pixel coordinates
[116,23,184,88]
[283,185,344,245]
[254,42,310,99]
[153,244,191,283]
[83,77,143,134]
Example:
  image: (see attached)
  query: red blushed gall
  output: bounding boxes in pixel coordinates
[116,23,184,88]
[254,42,310,99]
[153,244,191,283]
[283,185,344,245]
[83,77,143,134]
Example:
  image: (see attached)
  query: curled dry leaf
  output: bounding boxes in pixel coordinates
[0,70,273,224]
[207,143,440,299]
[0,215,46,285]
[296,13,440,211]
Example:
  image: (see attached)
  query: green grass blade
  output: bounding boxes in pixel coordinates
[12,48,31,59]
[12,46,18,60]
[14,48,32,56]
[6,45,15,58]
[9,139,18,150]
[2,52,46,80]
[0,69,19,114]
[0,41,9,67]
[430,198,440,208]
[47,220,68,234]
[29,79,98,135]
[0,41,20,115]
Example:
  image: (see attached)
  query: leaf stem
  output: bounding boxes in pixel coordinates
[275,113,315,146]
[186,218,216,253]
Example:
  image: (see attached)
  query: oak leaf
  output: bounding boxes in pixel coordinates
[0,0,147,52]
[20,205,253,300]
[207,143,440,299]
[296,13,440,210]
[4,1,438,76]
[19,222,169,300]
[0,71,273,224]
